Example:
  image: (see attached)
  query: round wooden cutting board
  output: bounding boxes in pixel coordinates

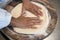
[2,0,57,40]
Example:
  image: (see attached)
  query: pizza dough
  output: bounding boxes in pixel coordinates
[11,1,51,35]
[11,3,23,18]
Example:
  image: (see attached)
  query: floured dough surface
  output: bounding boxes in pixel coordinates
[11,3,23,18]
[12,2,51,35]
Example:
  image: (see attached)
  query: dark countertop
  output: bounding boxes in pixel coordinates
[0,33,5,40]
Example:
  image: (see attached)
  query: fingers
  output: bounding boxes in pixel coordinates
[32,4,43,16]
[32,0,56,11]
